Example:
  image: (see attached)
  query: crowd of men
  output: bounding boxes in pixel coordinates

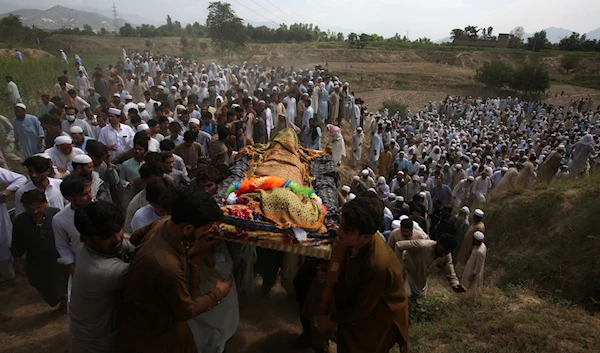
[1,48,599,353]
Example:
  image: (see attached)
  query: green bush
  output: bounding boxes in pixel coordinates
[380,100,408,117]
[476,60,514,89]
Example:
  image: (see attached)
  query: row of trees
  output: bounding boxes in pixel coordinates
[476,60,550,94]
[0,14,50,45]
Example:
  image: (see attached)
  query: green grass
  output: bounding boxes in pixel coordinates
[552,74,600,90]
[485,174,600,311]
[408,283,600,353]
[0,54,116,117]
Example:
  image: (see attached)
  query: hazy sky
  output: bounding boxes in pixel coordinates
[6,0,600,39]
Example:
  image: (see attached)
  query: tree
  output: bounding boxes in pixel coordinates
[511,62,550,94]
[560,55,580,73]
[526,30,550,52]
[81,24,95,35]
[508,26,524,49]
[200,42,208,51]
[145,39,152,47]
[464,25,480,40]
[119,23,138,37]
[476,61,514,89]
[180,36,189,47]
[451,28,465,40]
[348,32,358,47]
[206,2,246,55]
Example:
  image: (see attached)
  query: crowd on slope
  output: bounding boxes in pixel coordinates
[1,48,598,353]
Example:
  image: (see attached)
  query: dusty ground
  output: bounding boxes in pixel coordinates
[0,274,327,353]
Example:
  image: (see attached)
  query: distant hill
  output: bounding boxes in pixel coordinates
[586,27,600,41]
[0,5,134,32]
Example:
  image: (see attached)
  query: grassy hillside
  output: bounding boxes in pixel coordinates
[485,174,600,312]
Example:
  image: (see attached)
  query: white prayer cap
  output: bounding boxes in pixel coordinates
[189,118,200,126]
[352,176,360,181]
[461,206,470,214]
[396,196,404,202]
[55,135,72,145]
[455,164,462,169]
[73,154,92,164]
[557,144,565,150]
[176,104,185,111]
[308,81,314,86]
[34,153,52,160]
[69,126,84,134]
[171,86,177,90]
[113,93,120,98]
[361,169,369,176]
[473,231,484,242]
[391,220,401,229]
[377,176,386,184]
[157,85,165,90]
[419,191,426,198]
[231,104,240,109]
[474,209,485,217]
[167,117,174,123]
[368,188,376,194]
[108,107,121,115]
[348,193,356,201]
[501,167,508,172]
[420,183,427,188]
[137,103,146,109]
[341,185,351,193]
[387,193,397,200]
[15,103,26,110]
[137,124,149,132]
[258,100,266,104]
[125,94,133,100]
[399,215,409,222]
[467,176,475,182]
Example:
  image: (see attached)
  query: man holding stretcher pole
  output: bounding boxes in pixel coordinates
[312,192,409,353]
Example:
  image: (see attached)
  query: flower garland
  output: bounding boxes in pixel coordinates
[226,176,319,201]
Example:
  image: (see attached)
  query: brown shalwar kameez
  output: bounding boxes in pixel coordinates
[117,219,222,353]
[331,234,409,353]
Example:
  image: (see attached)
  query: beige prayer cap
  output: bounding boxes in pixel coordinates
[474,209,484,217]
[473,231,484,242]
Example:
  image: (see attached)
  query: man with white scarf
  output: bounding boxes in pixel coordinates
[45,135,85,175]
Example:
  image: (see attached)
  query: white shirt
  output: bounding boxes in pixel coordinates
[130,204,161,233]
[14,178,67,216]
[74,96,91,120]
[472,176,491,195]
[0,169,27,260]
[98,124,135,158]
[44,146,85,171]
[52,205,82,266]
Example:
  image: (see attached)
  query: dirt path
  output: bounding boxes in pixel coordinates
[0,275,315,353]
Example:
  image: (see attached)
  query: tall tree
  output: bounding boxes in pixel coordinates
[206,1,246,55]
[526,30,550,52]
[451,28,465,40]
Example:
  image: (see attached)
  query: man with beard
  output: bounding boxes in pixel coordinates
[69,200,134,353]
[14,156,67,216]
[71,154,109,202]
[45,135,85,175]
[53,175,93,278]
[13,103,45,158]
[118,190,233,353]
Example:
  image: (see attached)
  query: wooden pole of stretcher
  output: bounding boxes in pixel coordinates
[316,238,346,321]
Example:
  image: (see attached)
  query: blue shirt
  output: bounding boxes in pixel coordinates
[75,136,95,154]
[13,114,44,158]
